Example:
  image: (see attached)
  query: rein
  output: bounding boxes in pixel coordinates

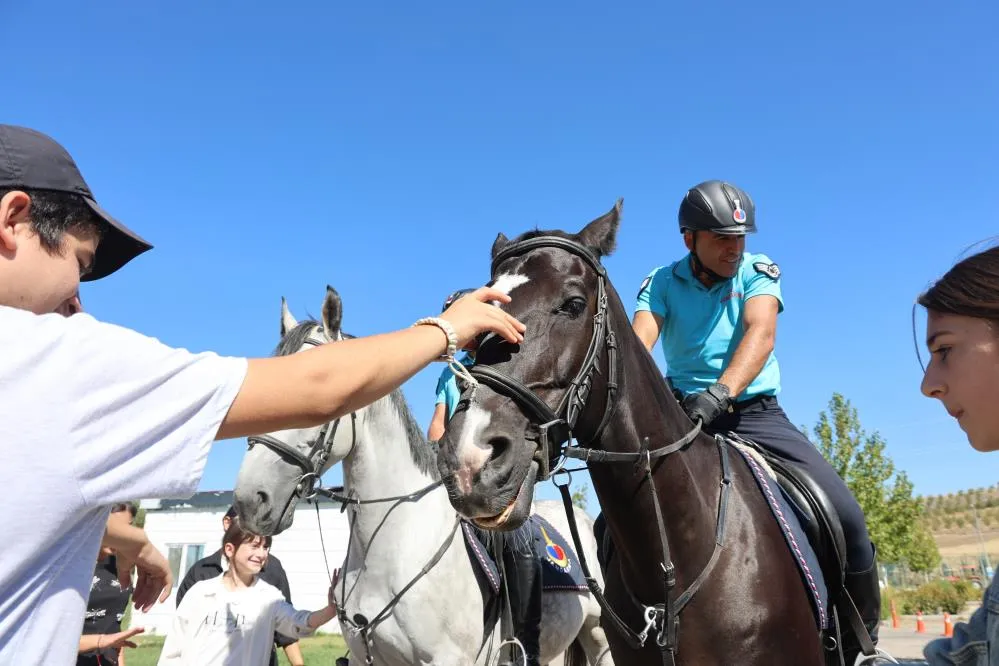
[466,234,733,665]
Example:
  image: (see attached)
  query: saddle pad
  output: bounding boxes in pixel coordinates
[533,514,589,592]
[461,514,589,597]
[733,444,830,630]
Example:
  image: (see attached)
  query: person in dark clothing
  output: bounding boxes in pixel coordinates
[78,503,143,666]
[175,506,302,666]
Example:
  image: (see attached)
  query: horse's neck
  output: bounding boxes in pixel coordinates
[342,395,455,546]
[590,318,721,583]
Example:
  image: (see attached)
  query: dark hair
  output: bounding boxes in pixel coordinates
[918,244,999,328]
[225,505,238,520]
[0,187,104,254]
[111,502,138,519]
[221,517,271,562]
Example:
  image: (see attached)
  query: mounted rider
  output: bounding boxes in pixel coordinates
[631,179,884,664]
[430,288,544,666]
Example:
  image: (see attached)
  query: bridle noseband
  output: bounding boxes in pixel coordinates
[466,235,620,480]
[247,327,357,501]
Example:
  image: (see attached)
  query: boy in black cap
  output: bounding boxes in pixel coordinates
[0,124,526,664]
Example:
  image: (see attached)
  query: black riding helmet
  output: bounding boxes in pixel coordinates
[441,288,475,313]
[678,180,757,236]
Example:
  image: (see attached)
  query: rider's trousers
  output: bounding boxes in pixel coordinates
[709,394,875,573]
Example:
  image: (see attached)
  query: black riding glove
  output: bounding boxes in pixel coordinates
[681,383,733,426]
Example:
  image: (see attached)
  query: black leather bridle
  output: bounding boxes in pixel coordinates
[465,235,621,481]
[461,234,737,666]
[246,327,356,502]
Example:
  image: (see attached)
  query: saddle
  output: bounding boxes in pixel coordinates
[726,432,848,589]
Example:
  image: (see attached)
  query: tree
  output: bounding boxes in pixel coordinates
[808,393,921,564]
[908,522,942,573]
[571,483,589,511]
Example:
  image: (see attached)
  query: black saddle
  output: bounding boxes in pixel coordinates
[726,432,848,589]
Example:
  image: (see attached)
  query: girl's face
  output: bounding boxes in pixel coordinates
[225,536,270,576]
[921,311,999,452]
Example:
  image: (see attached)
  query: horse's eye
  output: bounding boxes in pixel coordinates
[557,297,587,319]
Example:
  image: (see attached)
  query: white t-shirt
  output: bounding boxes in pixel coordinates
[157,575,315,666]
[0,306,248,665]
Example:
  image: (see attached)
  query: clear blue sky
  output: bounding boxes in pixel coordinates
[7,1,997,508]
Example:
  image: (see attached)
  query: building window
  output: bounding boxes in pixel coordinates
[186,544,205,572]
[167,543,208,590]
[167,546,183,589]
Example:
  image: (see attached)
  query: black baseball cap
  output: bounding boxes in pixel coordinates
[0,124,152,281]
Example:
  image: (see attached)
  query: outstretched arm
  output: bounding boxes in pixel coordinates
[219,287,526,440]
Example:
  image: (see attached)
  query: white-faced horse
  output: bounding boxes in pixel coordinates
[233,286,613,666]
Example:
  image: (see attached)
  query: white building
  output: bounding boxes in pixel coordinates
[131,490,350,635]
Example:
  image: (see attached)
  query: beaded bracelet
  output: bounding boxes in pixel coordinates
[413,317,458,361]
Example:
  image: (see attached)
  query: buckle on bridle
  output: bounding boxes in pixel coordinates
[533,418,571,481]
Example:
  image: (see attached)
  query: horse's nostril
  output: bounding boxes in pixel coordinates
[256,490,269,507]
[487,436,511,462]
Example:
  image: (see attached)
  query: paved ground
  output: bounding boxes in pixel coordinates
[869,612,964,664]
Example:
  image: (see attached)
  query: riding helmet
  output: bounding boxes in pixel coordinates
[441,288,476,313]
[678,180,757,235]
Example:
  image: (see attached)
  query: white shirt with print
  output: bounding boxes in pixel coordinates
[157,575,315,666]
[0,306,248,664]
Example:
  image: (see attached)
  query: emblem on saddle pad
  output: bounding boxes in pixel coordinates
[540,525,570,571]
[753,262,781,280]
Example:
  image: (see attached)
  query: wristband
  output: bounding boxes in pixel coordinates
[413,317,458,361]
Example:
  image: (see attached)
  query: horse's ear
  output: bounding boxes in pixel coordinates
[491,232,510,259]
[321,285,343,339]
[577,198,622,258]
[280,297,298,338]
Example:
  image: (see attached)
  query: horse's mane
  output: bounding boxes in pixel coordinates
[276,320,439,479]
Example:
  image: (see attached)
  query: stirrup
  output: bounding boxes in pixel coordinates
[854,648,898,666]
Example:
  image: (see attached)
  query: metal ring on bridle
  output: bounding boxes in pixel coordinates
[299,472,322,500]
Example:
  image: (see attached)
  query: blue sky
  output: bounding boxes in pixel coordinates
[7,1,997,509]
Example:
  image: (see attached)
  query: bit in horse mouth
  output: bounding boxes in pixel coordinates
[472,460,538,529]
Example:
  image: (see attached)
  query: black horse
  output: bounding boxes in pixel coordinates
[437,201,850,665]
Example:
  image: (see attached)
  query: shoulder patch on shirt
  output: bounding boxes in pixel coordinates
[637,276,652,298]
[753,262,781,280]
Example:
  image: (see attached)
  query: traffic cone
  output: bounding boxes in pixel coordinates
[943,612,954,637]
[890,599,900,629]
[916,610,926,633]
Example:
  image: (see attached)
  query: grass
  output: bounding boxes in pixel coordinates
[123,634,349,666]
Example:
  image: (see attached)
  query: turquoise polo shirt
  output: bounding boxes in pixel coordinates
[635,252,784,401]
[435,352,476,419]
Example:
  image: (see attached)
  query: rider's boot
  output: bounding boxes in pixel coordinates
[501,530,543,666]
[840,546,893,665]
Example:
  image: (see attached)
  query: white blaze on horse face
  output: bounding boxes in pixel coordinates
[456,404,492,495]
[491,272,530,301]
